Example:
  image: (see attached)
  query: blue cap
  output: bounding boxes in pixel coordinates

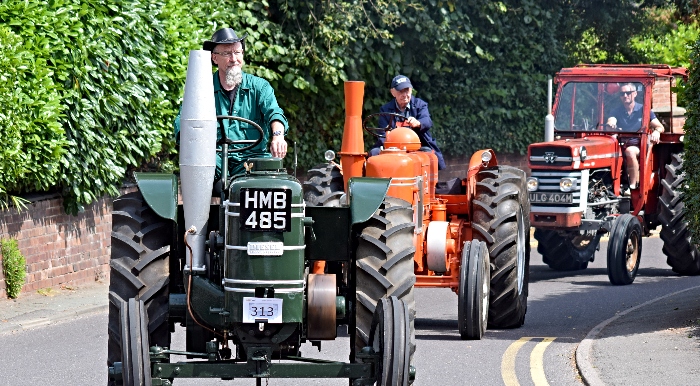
[391,75,412,91]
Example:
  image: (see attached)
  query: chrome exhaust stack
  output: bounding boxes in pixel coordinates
[179,50,217,271]
[544,76,554,142]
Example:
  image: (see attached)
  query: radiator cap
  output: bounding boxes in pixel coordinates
[250,157,284,172]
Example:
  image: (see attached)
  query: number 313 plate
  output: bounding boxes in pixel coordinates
[242,297,283,323]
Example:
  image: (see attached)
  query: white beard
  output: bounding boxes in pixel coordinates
[225,66,243,89]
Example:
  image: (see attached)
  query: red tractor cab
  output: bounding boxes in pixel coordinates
[527,64,693,284]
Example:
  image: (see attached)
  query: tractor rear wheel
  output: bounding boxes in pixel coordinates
[472,166,530,328]
[370,297,411,386]
[658,153,700,275]
[535,229,597,271]
[607,214,642,285]
[303,163,344,206]
[355,197,416,368]
[108,192,171,385]
[458,240,490,340]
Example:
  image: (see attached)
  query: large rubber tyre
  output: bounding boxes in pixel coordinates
[535,229,595,271]
[355,197,416,367]
[458,240,490,340]
[658,153,700,275]
[607,214,642,285]
[472,166,530,328]
[370,297,411,386]
[303,163,344,206]
[108,192,171,385]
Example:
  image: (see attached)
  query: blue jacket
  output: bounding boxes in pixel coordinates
[372,97,445,169]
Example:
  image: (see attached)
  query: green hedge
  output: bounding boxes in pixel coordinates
[1,0,171,213]
[0,0,692,213]
[683,37,700,240]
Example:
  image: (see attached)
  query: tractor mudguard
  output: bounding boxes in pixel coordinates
[305,177,390,262]
[349,177,391,225]
[134,172,179,221]
[466,149,498,181]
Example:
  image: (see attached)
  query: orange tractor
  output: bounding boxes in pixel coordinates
[304,81,531,345]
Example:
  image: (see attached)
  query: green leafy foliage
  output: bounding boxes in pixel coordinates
[682,37,700,242]
[0,22,66,206]
[1,0,694,213]
[1,0,170,213]
[1,238,26,299]
[630,7,699,68]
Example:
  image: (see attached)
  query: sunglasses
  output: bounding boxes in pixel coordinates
[620,91,635,96]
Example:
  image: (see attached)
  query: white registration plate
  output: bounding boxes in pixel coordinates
[242,297,283,323]
[529,192,573,204]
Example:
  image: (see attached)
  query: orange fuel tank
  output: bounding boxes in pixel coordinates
[366,149,417,203]
[365,127,438,204]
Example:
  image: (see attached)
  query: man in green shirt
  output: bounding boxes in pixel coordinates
[174,28,289,184]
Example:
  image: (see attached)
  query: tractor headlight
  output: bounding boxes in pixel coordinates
[526,177,539,192]
[560,178,576,192]
[324,150,336,161]
[481,151,492,164]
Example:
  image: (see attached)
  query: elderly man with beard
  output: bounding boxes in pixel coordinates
[174,28,288,191]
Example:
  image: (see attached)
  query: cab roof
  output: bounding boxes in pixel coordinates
[556,64,688,82]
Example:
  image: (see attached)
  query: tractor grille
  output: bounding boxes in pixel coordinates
[529,170,587,212]
[530,146,573,167]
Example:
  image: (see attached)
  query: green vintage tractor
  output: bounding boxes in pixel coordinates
[106,51,415,385]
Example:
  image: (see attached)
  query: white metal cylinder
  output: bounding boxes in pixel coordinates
[180,50,217,270]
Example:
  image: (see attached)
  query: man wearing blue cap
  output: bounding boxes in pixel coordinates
[174,28,289,187]
[369,75,445,170]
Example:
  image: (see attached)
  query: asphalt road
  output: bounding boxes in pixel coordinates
[2,235,700,385]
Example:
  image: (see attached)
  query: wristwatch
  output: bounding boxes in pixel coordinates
[272,130,283,137]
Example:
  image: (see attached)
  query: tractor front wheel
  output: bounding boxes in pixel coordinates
[535,229,597,271]
[607,214,642,285]
[370,297,411,386]
[458,240,490,340]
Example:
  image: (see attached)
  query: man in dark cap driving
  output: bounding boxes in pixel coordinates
[369,75,445,169]
[174,27,288,186]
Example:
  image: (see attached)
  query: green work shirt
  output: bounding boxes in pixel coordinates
[174,71,289,178]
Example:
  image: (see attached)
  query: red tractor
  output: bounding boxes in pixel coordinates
[304,81,531,345]
[527,64,695,285]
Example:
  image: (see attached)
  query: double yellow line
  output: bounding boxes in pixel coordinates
[502,337,556,386]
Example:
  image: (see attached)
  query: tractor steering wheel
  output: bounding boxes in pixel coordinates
[362,112,410,138]
[216,115,264,153]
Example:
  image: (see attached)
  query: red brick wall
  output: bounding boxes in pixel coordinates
[652,77,677,110]
[0,189,132,298]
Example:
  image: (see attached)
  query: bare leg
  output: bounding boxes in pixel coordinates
[625,146,640,188]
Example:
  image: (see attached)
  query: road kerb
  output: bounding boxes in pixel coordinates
[575,284,700,386]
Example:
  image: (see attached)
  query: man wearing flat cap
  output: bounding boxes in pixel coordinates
[369,75,445,169]
[175,27,289,186]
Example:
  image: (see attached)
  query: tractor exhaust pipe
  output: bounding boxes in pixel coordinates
[339,81,366,190]
[179,50,217,271]
[544,76,554,142]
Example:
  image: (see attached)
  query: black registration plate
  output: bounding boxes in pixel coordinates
[529,192,573,204]
[239,188,291,232]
